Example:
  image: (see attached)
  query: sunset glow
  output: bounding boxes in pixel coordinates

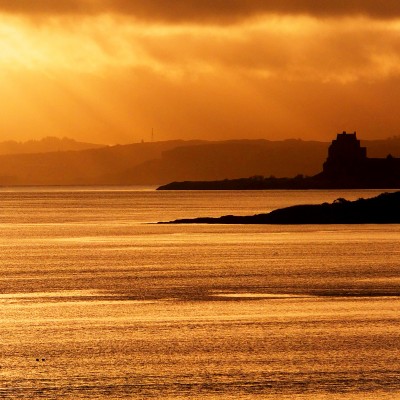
[2,3,400,143]
[2,4,400,399]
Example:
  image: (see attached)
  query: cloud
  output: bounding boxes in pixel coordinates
[3,14,400,85]
[2,1,400,22]
[2,5,400,144]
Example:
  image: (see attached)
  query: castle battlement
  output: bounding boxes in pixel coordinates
[322,131,400,181]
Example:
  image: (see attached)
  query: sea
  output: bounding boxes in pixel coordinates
[0,187,400,400]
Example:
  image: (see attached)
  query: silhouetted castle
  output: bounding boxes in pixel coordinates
[158,131,400,190]
[321,131,400,185]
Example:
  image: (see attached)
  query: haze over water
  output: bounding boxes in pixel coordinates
[1,188,400,399]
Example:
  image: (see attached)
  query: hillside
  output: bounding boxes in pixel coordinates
[0,137,400,186]
[112,138,400,185]
[0,137,105,155]
[0,140,204,185]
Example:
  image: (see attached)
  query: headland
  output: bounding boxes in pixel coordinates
[160,191,400,224]
[157,132,400,190]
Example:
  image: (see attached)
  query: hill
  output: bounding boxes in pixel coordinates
[0,137,104,155]
[1,137,400,186]
[123,138,400,185]
[0,140,204,185]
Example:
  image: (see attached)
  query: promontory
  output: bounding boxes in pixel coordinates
[157,132,400,190]
[160,191,400,224]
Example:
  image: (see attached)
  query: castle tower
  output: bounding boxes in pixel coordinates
[323,131,367,177]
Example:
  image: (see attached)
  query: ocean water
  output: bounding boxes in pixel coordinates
[0,187,400,399]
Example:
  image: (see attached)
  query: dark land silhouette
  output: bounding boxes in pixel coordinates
[0,140,204,185]
[158,132,400,190]
[161,191,400,224]
[0,137,104,155]
[1,134,400,186]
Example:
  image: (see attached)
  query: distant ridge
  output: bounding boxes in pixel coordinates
[1,136,400,186]
[0,139,204,186]
[0,137,105,155]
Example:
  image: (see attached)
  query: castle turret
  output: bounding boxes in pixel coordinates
[323,131,367,177]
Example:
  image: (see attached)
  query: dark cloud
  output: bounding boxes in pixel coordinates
[132,21,400,85]
[2,0,400,21]
[0,0,88,15]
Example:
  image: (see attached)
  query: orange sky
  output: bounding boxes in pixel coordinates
[2,1,400,144]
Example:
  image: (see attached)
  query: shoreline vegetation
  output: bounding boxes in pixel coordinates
[160,191,400,224]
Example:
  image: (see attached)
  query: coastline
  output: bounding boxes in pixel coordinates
[161,191,400,224]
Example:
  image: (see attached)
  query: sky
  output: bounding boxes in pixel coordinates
[2,1,400,144]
